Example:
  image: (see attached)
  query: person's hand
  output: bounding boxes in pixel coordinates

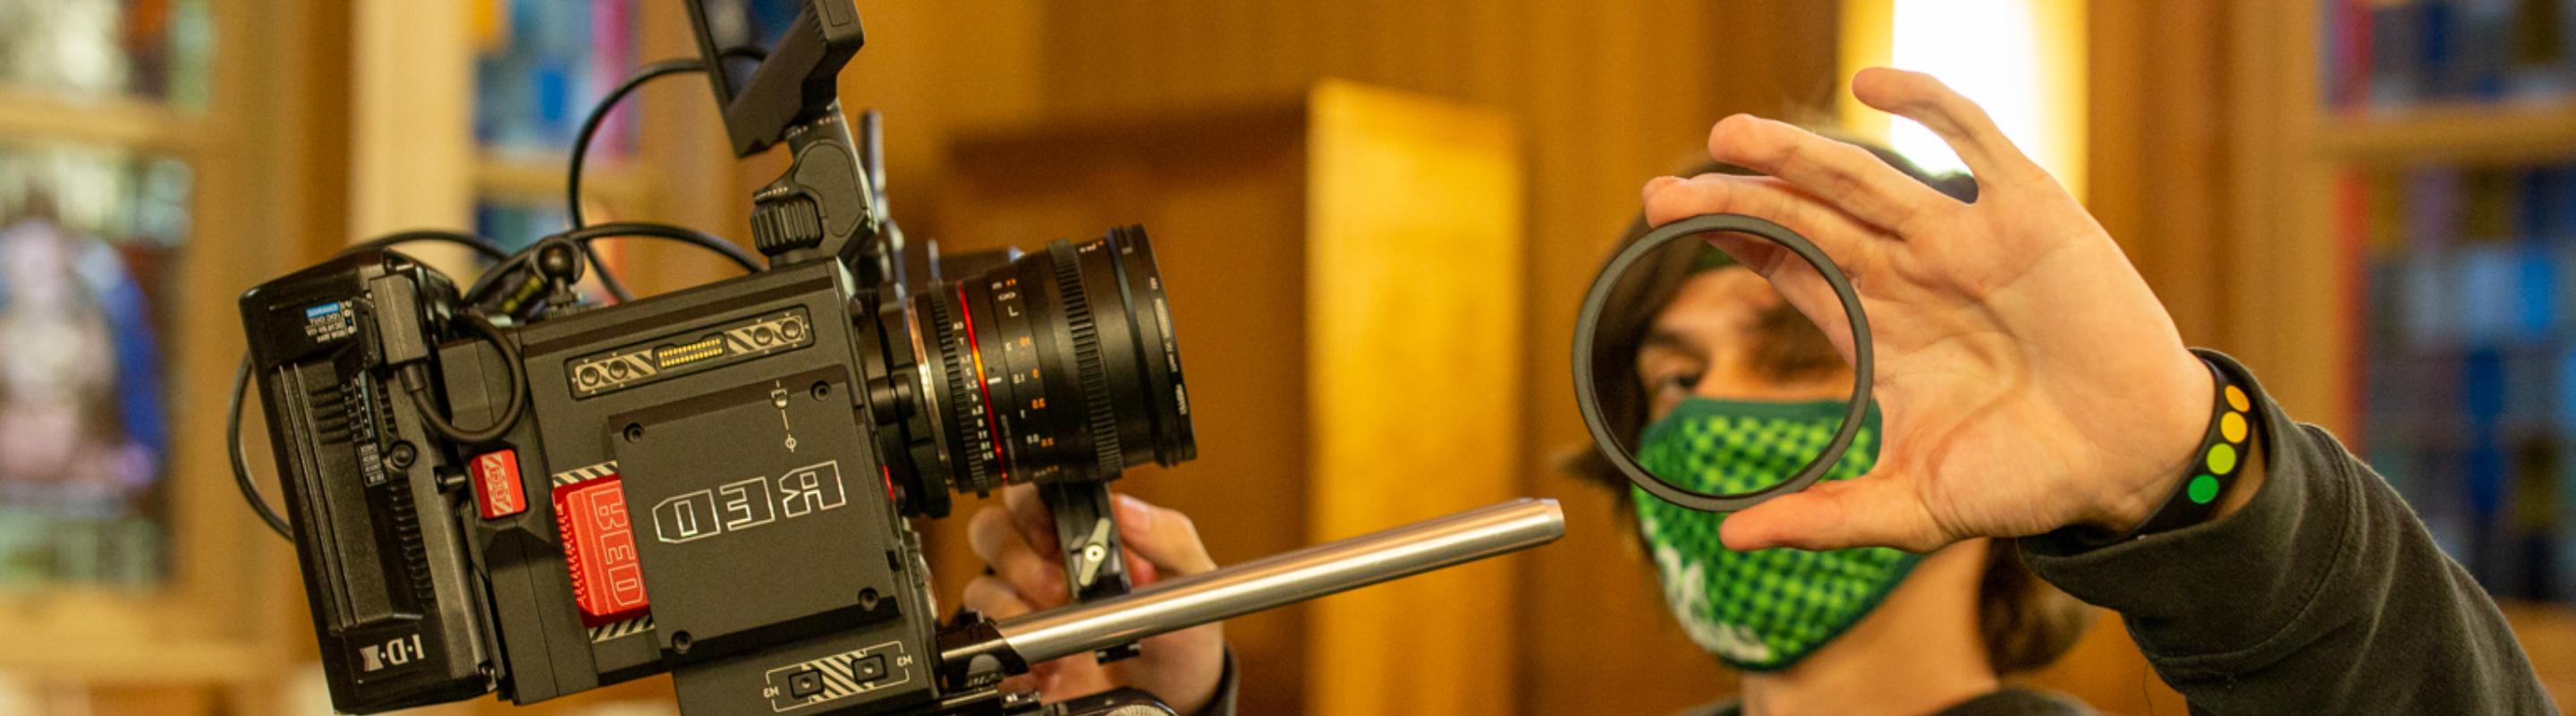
[1640,67,2222,553]
[963,486,1225,713]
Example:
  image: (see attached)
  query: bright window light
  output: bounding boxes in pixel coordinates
[1848,0,2087,198]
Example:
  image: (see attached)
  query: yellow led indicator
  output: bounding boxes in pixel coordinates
[656,336,726,369]
[2221,412,2247,443]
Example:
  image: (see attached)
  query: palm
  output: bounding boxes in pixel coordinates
[1643,68,2211,552]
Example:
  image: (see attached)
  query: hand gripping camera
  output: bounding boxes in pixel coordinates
[233,3,1565,714]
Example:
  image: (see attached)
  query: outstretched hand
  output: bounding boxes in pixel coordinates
[962,486,1225,713]
[1640,67,2218,554]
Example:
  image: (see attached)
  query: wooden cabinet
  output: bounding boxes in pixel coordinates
[928,81,1526,715]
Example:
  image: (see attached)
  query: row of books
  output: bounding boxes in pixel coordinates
[2360,166,2576,344]
[2326,0,2576,109]
[473,0,636,160]
[473,198,569,253]
[2360,161,2576,601]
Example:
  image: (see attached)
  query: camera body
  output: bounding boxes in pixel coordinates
[244,216,1189,713]
[238,4,1199,712]
[242,251,943,712]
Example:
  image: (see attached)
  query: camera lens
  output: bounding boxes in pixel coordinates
[908,226,1194,495]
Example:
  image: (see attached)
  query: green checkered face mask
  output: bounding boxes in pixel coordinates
[1631,397,1918,671]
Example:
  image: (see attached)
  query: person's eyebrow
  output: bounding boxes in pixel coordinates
[1640,328,1706,362]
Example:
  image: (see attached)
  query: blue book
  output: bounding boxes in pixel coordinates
[2372,2,2428,108]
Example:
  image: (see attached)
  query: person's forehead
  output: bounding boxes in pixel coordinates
[1648,268,1779,337]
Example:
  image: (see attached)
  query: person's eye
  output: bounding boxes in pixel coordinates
[1650,371,1703,397]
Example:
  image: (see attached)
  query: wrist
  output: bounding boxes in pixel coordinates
[2083,353,2270,541]
[2085,352,2219,534]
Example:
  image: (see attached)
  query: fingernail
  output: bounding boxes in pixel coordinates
[1115,493,1156,528]
[1643,175,1682,199]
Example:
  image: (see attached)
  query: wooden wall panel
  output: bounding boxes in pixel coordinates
[933,84,1532,716]
[2088,0,2234,349]
[950,4,1844,714]
[1301,81,1524,716]
[936,108,1318,714]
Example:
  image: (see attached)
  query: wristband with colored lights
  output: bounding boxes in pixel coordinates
[2095,357,2260,543]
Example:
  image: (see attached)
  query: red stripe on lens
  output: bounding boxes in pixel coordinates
[957,285,1011,481]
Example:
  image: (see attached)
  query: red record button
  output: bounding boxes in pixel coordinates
[470,449,527,519]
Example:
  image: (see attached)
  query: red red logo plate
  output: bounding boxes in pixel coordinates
[470,450,525,519]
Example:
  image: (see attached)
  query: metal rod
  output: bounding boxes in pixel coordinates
[991,498,1565,664]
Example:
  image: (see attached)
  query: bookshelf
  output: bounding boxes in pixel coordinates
[2289,0,2576,703]
[0,0,347,702]
[471,153,651,207]
[350,0,746,294]
[0,89,200,151]
[2318,99,2576,164]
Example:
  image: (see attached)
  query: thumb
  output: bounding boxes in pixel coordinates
[1717,473,1945,553]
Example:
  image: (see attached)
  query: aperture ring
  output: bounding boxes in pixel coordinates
[928,289,997,491]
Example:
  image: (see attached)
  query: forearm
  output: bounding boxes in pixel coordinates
[2021,350,2547,712]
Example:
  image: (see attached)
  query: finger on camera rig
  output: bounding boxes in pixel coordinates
[934,499,1566,697]
[1039,482,1142,663]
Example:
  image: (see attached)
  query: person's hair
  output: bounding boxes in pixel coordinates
[1563,141,2090,676]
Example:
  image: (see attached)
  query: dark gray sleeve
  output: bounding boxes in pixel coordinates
[2019,350,2551,714]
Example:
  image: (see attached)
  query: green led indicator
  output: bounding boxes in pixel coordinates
[2207,444,2237,474]
[2188,474,2221,505]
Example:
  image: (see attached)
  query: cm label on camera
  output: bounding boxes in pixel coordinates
[651,460,847,544]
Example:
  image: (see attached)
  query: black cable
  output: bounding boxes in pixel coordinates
[465,222,761,307]
[567,47,771,302]
[230,356,294,541]
[231,231,507,542]
[464,251,539,307]
[348,229,510,262]
[566,221,764,272]
[402,314,528,446]
[1570,214,1875,513]
[566,58,699,303]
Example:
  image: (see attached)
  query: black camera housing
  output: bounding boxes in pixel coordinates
[242,251,932,712]
[244,223,1188,713]
[237,3,1193,713]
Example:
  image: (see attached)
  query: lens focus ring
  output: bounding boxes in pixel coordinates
[1051,242,1125,482]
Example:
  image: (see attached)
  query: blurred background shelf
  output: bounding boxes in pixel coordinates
[0,88,199,150]
[2320,100,2576,165]
[471,153,650,204]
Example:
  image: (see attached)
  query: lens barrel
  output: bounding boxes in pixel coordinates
[909,226,1193,496]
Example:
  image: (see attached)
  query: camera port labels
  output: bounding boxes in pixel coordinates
[652,460,849,545]
[764,642,911,712]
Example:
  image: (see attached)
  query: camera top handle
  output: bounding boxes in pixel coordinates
[682,0,890,281]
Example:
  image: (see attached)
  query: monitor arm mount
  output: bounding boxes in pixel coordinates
[685,0,884,278]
